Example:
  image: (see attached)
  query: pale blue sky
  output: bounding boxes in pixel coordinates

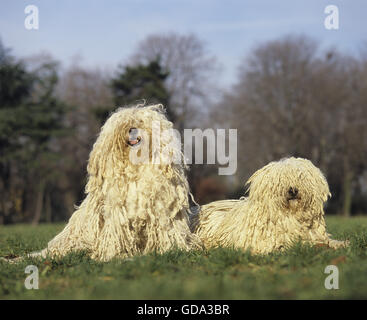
[1,0,366,86]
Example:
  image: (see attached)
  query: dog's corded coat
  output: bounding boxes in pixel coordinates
[31,104,201,261]
[191,157,348,254]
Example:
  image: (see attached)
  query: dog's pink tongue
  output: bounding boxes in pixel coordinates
[129,139,139,145]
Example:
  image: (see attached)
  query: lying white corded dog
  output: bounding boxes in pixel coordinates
[191,157,348,254]
[5,104,201,262]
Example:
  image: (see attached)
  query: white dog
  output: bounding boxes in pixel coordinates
[6,104,201,262]
[191,157,348,254]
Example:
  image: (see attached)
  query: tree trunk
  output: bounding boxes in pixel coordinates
[342,163,353,217]
[31,181,45,225]
[45,191,52,223]
[0,162,10,224]
[64,190,77,218]
[0,182,4,225]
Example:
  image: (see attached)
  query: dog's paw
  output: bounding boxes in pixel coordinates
[328,239,349,249]
[0,255,23,264]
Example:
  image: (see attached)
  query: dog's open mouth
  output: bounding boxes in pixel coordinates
[127,136,141,147]
[287,195,301,201]
[286,188,301,210]
[127,128,142,147]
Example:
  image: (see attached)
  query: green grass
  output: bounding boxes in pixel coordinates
[1,216,367,299]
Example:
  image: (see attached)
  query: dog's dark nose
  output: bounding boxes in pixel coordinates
[288,187,298,199]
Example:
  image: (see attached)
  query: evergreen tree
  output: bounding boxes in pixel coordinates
[95,59,171,124]
[0,40,69,224]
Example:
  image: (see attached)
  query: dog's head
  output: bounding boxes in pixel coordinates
[87,104,183,185]
[245,157,330,213]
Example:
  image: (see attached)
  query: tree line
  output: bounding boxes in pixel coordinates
[0,33,366,224]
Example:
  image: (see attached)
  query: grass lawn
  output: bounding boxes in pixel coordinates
[0,216,367,299]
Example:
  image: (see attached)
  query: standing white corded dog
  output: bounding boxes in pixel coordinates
[9,104,201,262]
[191,157,348,254]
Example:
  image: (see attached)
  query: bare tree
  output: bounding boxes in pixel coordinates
[129,33,220,199]
[130,32,219,131]
[212,35,367,215]
[216,36,319,177]
[56,60,114,217]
